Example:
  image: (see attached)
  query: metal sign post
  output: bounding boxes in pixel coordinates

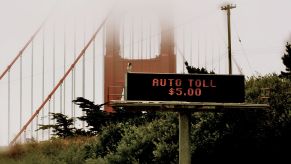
[179,111,191,164]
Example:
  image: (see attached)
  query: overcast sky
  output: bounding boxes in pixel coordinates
[0,0,291,146]
[0,0,290,75]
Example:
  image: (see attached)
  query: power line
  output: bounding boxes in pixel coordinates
[233,21,254,75]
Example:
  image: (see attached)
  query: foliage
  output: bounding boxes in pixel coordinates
[281,42,291,78]
[190,74,291,163]
[72,97,108,134]
[104,112,179,164]
[72,97,150,134]
[0,137,96,164]
[182,60,291,162]
[39,97,152,138]
[185,61,215,74]
[245,75,291,161]
[38,113,77,138]
[2,73,291,163]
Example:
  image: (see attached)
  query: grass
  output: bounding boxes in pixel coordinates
[0,136,98,164]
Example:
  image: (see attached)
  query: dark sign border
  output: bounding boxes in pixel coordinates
[125,72,245,103]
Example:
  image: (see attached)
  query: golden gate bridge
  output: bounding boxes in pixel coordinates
[0,1,247,146]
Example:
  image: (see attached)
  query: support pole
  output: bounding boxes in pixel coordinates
[221,4,236,75]
[179,111,191,164]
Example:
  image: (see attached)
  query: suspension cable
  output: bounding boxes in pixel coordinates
[182,27,185,73]
[93,38,96,102]
[190,25,193,66]
[82,22,86,129]
[31,40,34,139]
[10,9,112,146]
[0,14,50,81]
[42,28,45,140]
[19,52,23,143]
[198,39,200,67]
[8,70,10,144]
[131,16,134,59]
[72,18,76,125]
[60,84,63,114]
[149,22,151,59]
[63,24,67,115]
[52,23,56,125]
[48,99,51,138]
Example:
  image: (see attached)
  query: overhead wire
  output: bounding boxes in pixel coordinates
[233,20,254,75]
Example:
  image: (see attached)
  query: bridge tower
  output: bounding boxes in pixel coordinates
[104,11,176,112]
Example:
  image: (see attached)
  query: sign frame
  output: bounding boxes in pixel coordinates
[125,72,245,103]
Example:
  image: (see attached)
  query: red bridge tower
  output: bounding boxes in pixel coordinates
[104,14,176,112]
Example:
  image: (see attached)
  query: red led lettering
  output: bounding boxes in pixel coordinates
[202,80,209,87]
[175,79,182,86]
[188,79,193,87]
[160,79,167,86]
[168,79,174,86]
[152,79,159,86]
[195,79,201,87]
[195,88,202,96]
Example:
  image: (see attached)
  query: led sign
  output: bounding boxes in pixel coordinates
[125,73,245,103]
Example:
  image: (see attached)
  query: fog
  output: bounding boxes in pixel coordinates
[0,0,291,146]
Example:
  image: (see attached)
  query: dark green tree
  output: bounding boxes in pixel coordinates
[72,97,108,134]
[281,42,291,78]
[38,113,76,138]
[72,97,149,134]
[185,61,215,74]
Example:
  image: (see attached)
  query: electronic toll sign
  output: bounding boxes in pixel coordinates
[125,73,245,103]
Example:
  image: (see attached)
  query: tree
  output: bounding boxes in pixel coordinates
[72,97,149,134]
[281,42,291,78]
[72,97,108,134]
[184,61,215,74]
[38,113,76,138]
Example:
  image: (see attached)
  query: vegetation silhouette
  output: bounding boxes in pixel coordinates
[3,56,291,164]
[281,42,291,78]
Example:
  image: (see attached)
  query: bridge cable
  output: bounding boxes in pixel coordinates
[93,37,96,102]
[9,10,112,145]
[20,51,23,143]
[31,40,34,139]
[72,18,76,126]
[63,23,67,116]
[52,23,56,125]
[8,70,10,143]
[0,6,55,81]
[41,27,45,140]
[82,21,86,129]
[182,27,185,73]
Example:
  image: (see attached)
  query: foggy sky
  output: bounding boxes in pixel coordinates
[0,0,291,146]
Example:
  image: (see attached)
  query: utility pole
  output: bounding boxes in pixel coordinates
[221,4,236,75]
